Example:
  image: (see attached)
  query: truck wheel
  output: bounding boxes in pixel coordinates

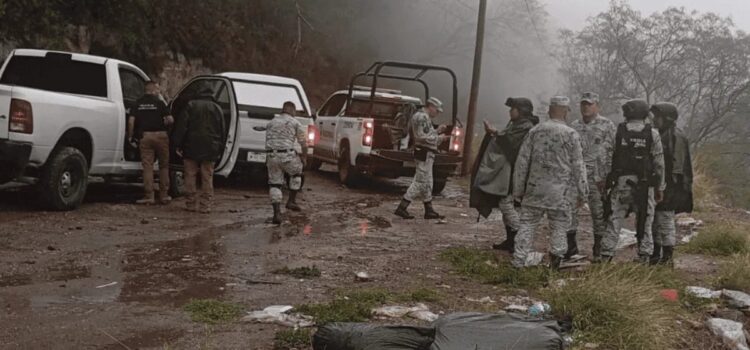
[38,147,89,211]
[337,144,360,187]
[433,178,448,196]
[169,170,185,198]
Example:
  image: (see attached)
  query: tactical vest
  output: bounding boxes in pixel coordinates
[611,123,654,179]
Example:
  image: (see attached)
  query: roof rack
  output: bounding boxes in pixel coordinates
[346,61,459,124]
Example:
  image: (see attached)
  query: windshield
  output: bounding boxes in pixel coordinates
[231,80,308,115]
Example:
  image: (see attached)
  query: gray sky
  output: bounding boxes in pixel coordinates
[545,0,750,32]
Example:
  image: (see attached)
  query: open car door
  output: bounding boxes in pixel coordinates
[169,76,240,177]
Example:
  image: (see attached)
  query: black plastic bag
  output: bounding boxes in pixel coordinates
[430,313,563,350]
[313,323,435,350]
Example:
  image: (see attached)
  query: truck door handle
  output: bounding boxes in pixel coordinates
[331,122,336,126]
[0,115,5,119]
[253,126,266,131]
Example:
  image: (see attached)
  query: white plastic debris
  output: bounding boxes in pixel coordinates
[95,282,118,289]
[706,318,749,350]
[680,231,700,244]
[685,286,722,299]
[465,296,495,304]
[355,271,371,282]
[528,302,552,317]
[616,229,638,250]
[722,290,750,309]
[504,304,529,313]
[372,303,437,322]
[676,217,698,227]
[242,305,314,328]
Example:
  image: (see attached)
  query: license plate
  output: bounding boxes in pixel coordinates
[247,151,267,163]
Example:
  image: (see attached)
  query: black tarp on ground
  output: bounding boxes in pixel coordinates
[430,313,563,350]
[312,323,435,350]
[312,313,564,350]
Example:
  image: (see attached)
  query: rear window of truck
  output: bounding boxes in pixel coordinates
[349,99,403,119]
[232,81,308,118]
[0,55,108,98]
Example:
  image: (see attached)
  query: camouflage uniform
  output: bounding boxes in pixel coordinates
[569,115,616,238]
[512,117,588,267]
[265,112,306,204]
[601,120,666,258]
[404,109,440,203]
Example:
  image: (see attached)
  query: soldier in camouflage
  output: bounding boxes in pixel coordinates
[567,92,616,260]
[395,97,450,220]
[650,102,693,265]
[600,99,665,263]
[512,96,588,269]
[265,101,307,225]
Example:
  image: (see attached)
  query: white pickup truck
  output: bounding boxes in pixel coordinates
[310,62,464,194]
[0,49,244,210]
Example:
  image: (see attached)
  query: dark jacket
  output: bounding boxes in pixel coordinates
[172,94,226,162]
[470,115,538,218]
[657,127,693,213]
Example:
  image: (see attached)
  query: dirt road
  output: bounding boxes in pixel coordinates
[0,166,629,349]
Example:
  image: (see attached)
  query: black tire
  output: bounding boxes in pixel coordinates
[169,169,185,197]
[433,178,448,196]
[306,156,323,171]
[38,147,89,211]
[337,144,360,187]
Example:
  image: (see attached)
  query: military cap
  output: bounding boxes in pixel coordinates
[427,97,444,112]
[650,102,678,121]
[580,92,600,104]
[622,99,650,120]
[550,96,571,110]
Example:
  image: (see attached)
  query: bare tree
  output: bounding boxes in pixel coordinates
[559,0,750,146]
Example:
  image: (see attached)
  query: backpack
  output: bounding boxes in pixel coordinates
[389,103,417,149]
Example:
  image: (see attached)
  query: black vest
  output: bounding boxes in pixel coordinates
[612,122,654,178]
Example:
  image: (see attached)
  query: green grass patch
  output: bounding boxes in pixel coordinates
[183,299,243,324]
[273,329,312,350]
[400,287,442,303]
[440,247,551,289]
[296,288,390,324]
[682,223,750,256]
[716,253,750,292]
[273,265,322,279]
[541,264,685,350]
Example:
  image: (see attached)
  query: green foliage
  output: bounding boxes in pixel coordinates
[716,253,750,292]
[541,264,684,350]
[682,222,750,256]
[183,299,242,324]
[273,266,321,279]
[296,288,390,324]
[440,247,551,289]
[273,329,312,350]
[400,288,442,303]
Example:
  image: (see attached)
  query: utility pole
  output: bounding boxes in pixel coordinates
[462,0,487,175]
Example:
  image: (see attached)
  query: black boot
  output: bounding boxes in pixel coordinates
[650,243,662,265]
[272,203,282,225]
[424,201,444,220]
[286,190,301,212]
[394,199,414,219]
[493,226,517,252]
[549,254,563,270]
[564,230,579,259]
[592,235,602,259]
[659,246,674,266]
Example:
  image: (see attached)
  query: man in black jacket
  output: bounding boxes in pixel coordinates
[478,97,539,252]
[650,102,693,265]
[172,89,226,213]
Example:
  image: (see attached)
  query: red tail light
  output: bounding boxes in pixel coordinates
[307,124,318,146]
[451,127,463,153]
[9,98,33,134]
[362,121,374,147]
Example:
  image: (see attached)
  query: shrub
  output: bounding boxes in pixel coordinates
[541,264,684,350]
[682,223,750,256]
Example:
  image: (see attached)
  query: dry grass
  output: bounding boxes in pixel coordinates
[542,264,685,350]
[716,253,750,292]
[682,222,750,256]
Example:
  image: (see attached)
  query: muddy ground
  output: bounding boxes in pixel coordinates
[0,165,718,349]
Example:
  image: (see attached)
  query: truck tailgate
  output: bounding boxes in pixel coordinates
[0,85,10,139]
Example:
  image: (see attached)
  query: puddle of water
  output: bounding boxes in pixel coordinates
[119,231,225,305]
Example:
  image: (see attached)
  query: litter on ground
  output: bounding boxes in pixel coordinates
[686,286,722,299]
[242,305,314,328]
[706,318,749,350]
